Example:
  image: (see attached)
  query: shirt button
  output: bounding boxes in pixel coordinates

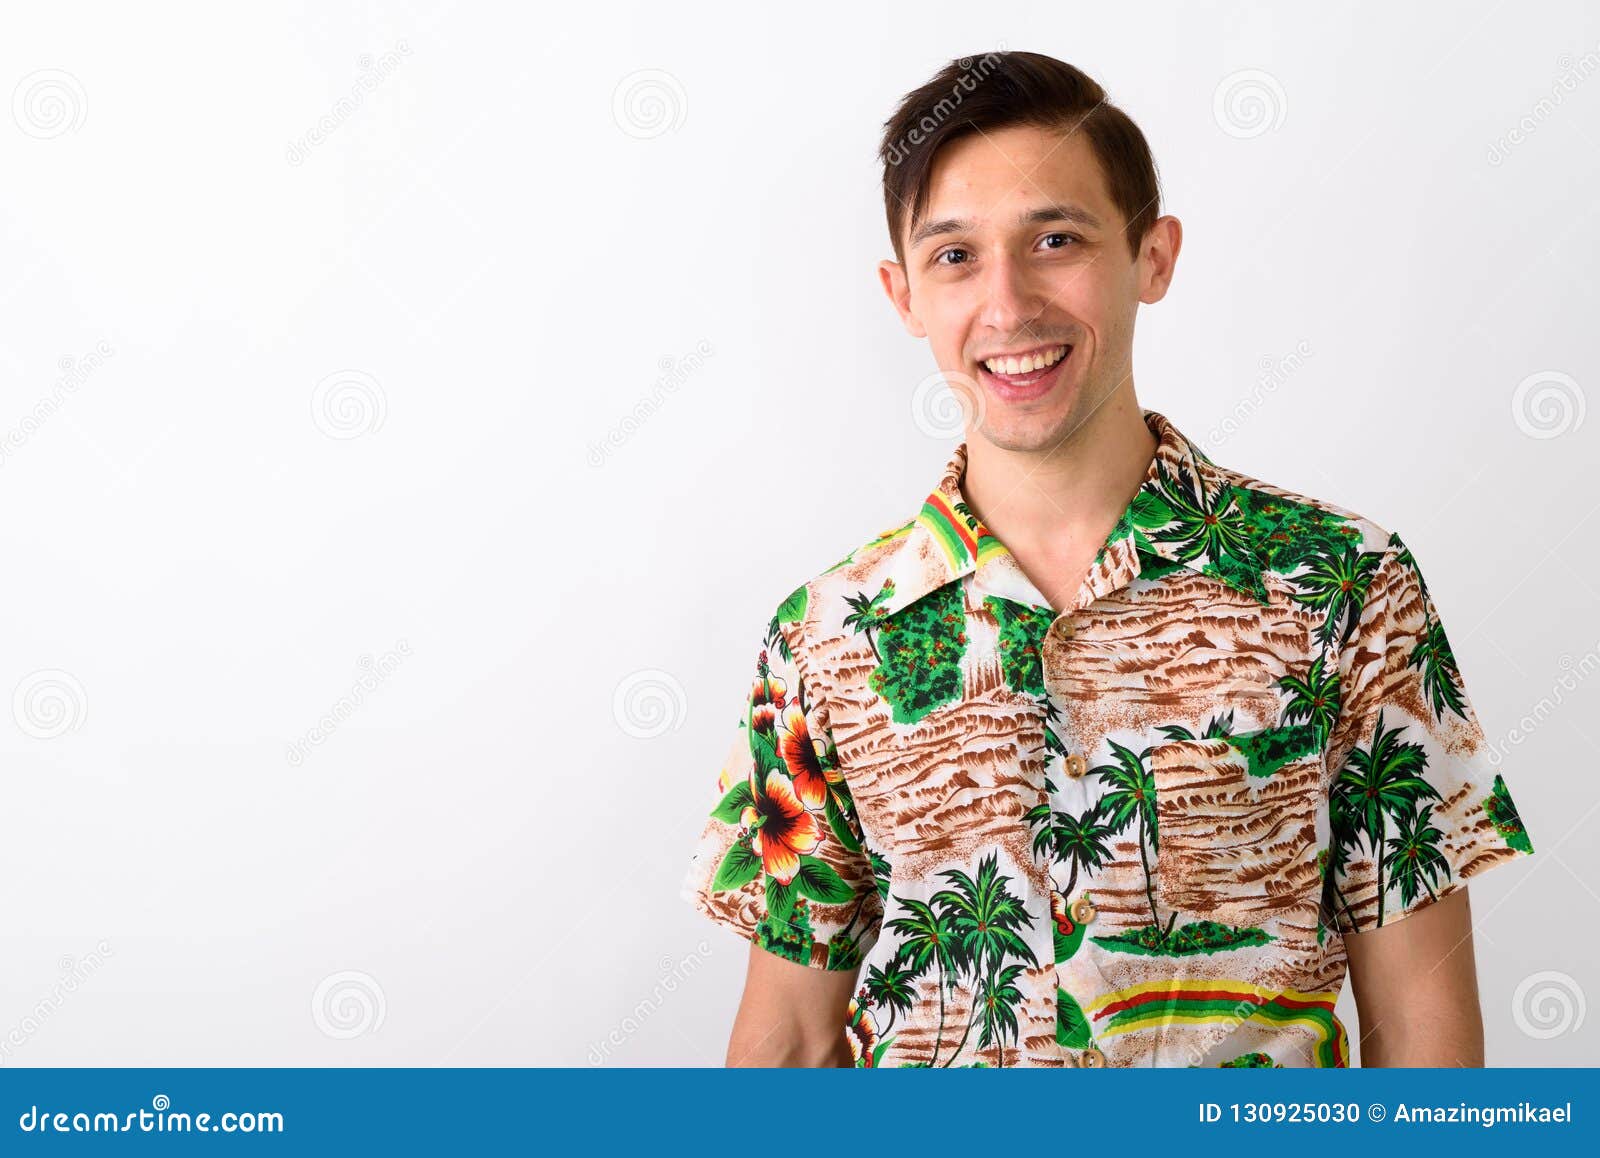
[1053,618,1076,639]
[1081,1046,1107,1068]
[1069,895,1097,924]
[1064,752,1087,779]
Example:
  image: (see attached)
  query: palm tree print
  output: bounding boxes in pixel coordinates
[842,580,895,660]
[882,854,1037,1067]
[883,899,960,1063]
[1384,802,1452,907]
[932,853,1037,1067]
[1034,804,1116,897]
[1332,709,1443,924]
[1279,656,1341,743]
[974,965,1029,1060]
[1409,618,1467,722]
[862,950,918,1032]
[1145,461,1266,602]
[1290,542,1385,647]
[1091,741,1169,934]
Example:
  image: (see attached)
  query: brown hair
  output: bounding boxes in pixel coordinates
[878,51,1160,264]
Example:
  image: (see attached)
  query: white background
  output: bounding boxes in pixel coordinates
[1,0,1595,1067]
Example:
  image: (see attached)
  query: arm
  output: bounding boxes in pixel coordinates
[1344,887,1484,1066]
[726,943,860,1067]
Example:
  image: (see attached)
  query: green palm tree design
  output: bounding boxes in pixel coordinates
[1385,802,1452,907]
[1091,740,1172,935]
[932,853,1038,1068]
[1333,709,1442,924]
[1384,531,1467,721]
[884,898,961,1064]
[862,949,918,1032]
[1147,461,1264,599]
[975,964,1028,1063]
[1409,619,1467,722]
[842,582,894,660]
[1290,542,1385,647]
[1278,655,1341,742]
[1042,805,1117,897]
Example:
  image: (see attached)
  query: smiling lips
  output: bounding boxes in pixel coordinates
[977,342,1073,400]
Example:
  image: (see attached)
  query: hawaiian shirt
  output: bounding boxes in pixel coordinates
[681,407,1535,1068]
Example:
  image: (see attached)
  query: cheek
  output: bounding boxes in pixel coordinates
[921,296,978,358]
[1055,272,1135,347]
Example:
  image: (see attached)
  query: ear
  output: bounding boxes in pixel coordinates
[877,259,927,338]
[1136,215,1183,305]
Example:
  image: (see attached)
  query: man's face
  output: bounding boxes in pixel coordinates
[880,123,1177,453]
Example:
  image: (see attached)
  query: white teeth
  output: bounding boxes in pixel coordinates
[983,345,1067,375]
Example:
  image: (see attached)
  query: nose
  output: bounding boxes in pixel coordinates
[976,251,1045,336]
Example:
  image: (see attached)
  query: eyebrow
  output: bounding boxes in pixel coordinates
[909,203,1105,249]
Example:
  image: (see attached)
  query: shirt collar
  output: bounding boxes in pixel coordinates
[873,407,1269,619]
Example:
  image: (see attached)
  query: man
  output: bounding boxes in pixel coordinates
[680,51,1535,1068]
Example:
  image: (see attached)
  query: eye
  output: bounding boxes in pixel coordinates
[1039,232,1081,250]
[934,247,971,266]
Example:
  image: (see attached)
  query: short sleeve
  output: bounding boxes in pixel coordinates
[679,602,884,971]
[1322,532,1535,937]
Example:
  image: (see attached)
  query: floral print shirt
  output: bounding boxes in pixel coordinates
[680,407,1535,1068]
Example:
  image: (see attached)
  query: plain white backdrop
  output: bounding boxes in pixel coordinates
[1,1,1595,1067]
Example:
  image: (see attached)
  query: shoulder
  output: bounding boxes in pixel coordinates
[1202,452,1405,579]
[762,516,924,651]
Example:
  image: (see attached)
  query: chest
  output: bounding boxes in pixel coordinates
[810,567,1334,928]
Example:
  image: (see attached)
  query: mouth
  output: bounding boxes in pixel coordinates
[976,342,1073,402]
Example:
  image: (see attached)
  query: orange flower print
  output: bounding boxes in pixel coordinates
[740,770,820,884]
[776,702,837,810]
[750,653,787,735]
[845,998,879,1067]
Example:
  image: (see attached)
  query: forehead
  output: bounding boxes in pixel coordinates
[918,123,1114,235]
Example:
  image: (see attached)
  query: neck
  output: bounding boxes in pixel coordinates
[959,391,1158,582]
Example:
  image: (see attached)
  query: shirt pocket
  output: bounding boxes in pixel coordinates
[1148,731,1326,936]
